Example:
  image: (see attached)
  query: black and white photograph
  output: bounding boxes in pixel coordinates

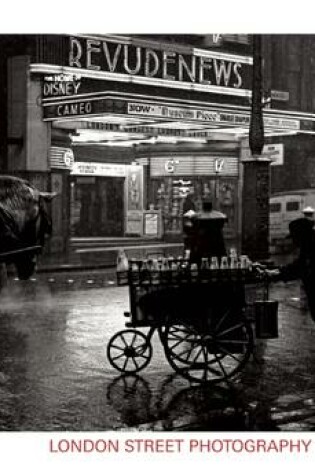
[0,2,315,472]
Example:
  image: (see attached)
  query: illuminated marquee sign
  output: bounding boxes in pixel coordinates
[35,35,253,98]
[43,96,301,131]
[44,98,300,133]
[69,37,251,93]
[68,37,251,89]
[127,102,301,130]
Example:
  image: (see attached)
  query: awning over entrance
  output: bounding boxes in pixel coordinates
[41,91,315,151]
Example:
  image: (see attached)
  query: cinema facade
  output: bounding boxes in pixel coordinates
[2,34,315,258]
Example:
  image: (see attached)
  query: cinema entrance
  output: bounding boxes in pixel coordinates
[70,176,124,238]
[47,90,301,252]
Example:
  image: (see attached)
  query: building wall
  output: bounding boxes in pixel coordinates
[261,35,315,197]
[0,35,36,170]
[7,55,51,172]
[262,35,315,113]
[270,134,315,193]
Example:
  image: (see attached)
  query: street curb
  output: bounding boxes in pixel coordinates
[5,267,120,291]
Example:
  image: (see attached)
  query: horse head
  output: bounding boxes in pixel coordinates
[0,175,57,280]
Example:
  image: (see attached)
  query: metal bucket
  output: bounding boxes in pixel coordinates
[254,300,279,339]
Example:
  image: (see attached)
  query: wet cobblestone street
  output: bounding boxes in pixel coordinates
[0,277,315,431]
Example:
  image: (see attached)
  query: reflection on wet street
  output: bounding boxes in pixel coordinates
[0,280,315,431]
[107,373,252,431]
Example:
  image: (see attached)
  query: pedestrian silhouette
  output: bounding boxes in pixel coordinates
[276,217,315,323]
[187,200,227,264]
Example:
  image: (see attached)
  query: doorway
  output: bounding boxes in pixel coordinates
[70,176,124,237]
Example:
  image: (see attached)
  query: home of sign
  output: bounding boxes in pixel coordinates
[43,74,82,97]
[43,81,81,97]
[67,36,252,95]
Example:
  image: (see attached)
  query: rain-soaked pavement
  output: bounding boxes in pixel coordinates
[0,275,315,431]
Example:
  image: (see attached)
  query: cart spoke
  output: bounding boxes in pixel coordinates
[215,343,243,363]
[167,335,198,344]
[168,339,186,352]
[188,359,223,376]
[111,352,126,361]
[216,322,245,337]
[168,335,198,351]
[205,364,223,377]
[131,332,138,346]
[214,308,231,332]
[191,345,203,364]
[168,326,196,337]
[202,348,209,381]
[171,341,199,359]
[110,343,126,351]
[218,338,247,345]
[133,342,147,351]
[122,357,130,372]
[131,357,140,371]
[120,334,129,347]
[135,352,149,360]
[181,340,201,360]
[214,351,229,378]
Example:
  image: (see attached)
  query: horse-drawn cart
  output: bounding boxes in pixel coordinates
[107,256,279,384]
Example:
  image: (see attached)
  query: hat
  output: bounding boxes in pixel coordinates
[302,206,315,214]
[183,209,196,218]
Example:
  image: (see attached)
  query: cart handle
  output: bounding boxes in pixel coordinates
[252,262,280,281]
[0,245,42,260]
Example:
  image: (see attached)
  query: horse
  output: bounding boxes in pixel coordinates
[0,175,56,280]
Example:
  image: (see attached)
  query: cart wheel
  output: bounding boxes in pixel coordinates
[107,330,152,374]
[162,313,254,384]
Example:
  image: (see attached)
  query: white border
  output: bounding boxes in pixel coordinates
[0,1,313,33]
[1,3,315,473]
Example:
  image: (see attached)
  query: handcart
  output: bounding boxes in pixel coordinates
[107,257,279,384]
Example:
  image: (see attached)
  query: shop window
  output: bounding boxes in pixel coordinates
[151,176,238,239]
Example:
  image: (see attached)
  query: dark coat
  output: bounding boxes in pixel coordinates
[279,218,315,322]
[188,211,227,263]
[183,195,196,214]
